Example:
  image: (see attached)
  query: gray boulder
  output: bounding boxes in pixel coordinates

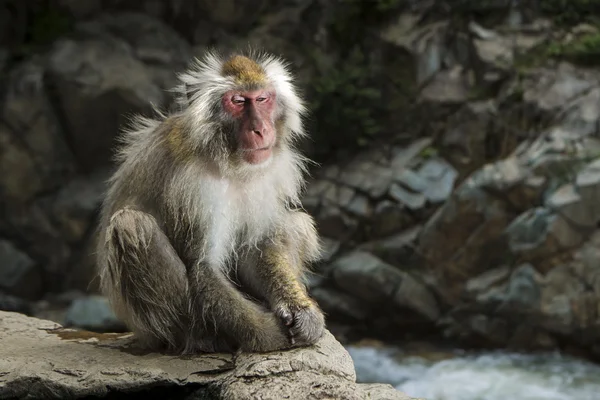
[0,311,419,400]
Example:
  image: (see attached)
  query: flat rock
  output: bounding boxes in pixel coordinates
[0,311,417,400]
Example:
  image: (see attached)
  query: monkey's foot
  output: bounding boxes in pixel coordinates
[275,303,325,347]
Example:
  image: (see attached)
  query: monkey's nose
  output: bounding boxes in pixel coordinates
[252,129,263,137]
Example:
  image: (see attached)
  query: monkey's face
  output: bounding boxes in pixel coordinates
[221,88,277,165]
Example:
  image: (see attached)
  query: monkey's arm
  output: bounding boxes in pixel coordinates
[187,260,293,353]
[244,211,325,346]
[100,207,291,354]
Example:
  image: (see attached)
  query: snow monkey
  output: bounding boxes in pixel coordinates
[96,50,324,354]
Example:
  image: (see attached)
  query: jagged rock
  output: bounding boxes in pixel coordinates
[360,226,421,266]
[465,266,511,296]
[44,170,109,243]
[330,251,440,322]
[311,287,371,322]
[370,201,415,238]
[442,100,497,173]
[500,263,542,310]
[0,311,417,400]
[2,58,76,199]
[0,203,72,293]
[46,13,191,171]
[380,12,548,105]
[0,240,41,300]
[415,157,458,203]
[0,122,42,202]
[417,174,512,297]
[304,137,454,242]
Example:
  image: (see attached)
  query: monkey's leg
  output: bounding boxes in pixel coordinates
[246,242,325,347]
[187,263,292,353]
[101,208,189,352]
[243,211,325,346]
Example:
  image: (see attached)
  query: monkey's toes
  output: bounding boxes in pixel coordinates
[283,305,325,347]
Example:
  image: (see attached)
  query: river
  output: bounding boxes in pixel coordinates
[347,344,600,400]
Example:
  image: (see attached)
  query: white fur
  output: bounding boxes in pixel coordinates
[166,51,309,271]
[166,146,303,271]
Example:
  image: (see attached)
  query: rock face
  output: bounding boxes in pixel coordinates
[0,311,416,400]
[308,53,600,353]
[0,12,192,301]
[302,7,600,356]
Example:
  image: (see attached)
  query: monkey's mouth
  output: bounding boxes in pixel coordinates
[242,147,273,164]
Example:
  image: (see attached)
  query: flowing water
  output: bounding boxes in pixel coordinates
[347,345,600,400]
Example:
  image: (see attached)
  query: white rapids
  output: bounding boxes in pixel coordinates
[347,345,600,400]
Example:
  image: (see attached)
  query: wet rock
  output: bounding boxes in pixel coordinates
[46,13,191,171]
[0,240,42,300]
[64,295,126,332]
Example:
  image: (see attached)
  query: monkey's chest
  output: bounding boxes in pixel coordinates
[197,188,279,266]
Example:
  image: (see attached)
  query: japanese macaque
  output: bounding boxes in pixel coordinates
[96,50,325,354]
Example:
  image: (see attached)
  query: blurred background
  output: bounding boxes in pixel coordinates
[2,0,600,399]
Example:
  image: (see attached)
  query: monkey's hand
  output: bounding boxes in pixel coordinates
[275,300,325,347]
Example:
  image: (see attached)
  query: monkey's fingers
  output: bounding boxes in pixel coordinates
[279,309,294,327]
[276,303,325,348]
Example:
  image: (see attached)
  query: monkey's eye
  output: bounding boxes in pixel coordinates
[256,96,268,103]
[231,95,245,104]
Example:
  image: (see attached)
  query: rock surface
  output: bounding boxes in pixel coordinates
[0,311,417,400]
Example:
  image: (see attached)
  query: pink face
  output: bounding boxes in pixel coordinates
[221,89,277,165]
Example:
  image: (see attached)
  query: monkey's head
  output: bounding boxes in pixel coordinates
[176,50,307,174]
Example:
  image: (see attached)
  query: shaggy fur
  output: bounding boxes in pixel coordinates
[96,50,324,354]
